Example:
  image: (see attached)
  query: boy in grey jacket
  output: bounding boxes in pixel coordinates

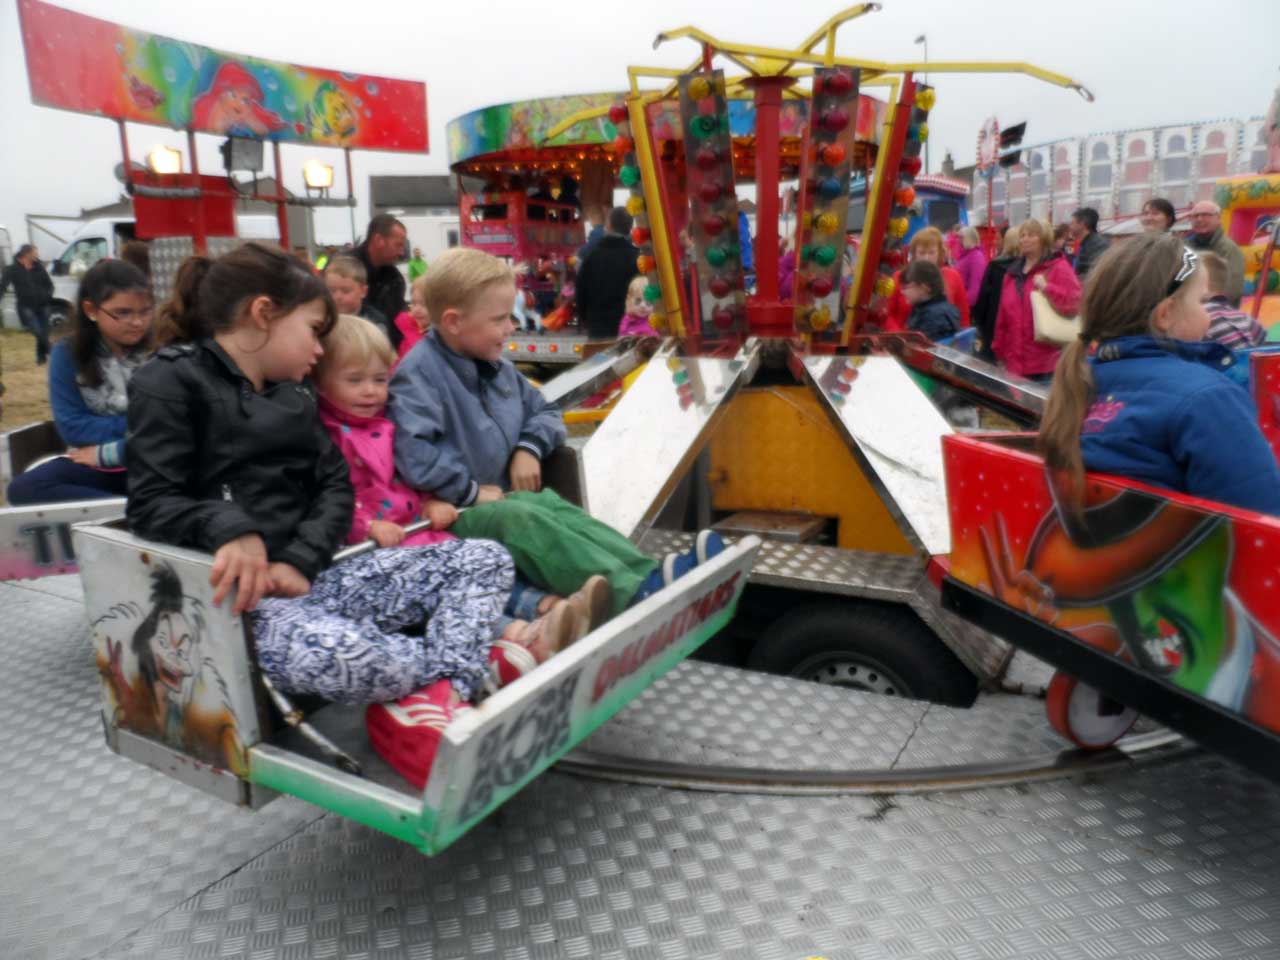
[389,249,718,615]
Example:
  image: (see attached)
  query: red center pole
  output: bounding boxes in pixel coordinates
[272,141,291,250]
[187,129,207,255]
[743,75,795,334]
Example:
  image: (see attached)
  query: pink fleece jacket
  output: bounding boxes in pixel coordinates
[317,395,454,548]
[618,312,655,337]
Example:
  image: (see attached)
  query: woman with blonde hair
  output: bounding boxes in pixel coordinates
[1039,232,1280,514]
[992,219,1081,379]
[883,226,971,330]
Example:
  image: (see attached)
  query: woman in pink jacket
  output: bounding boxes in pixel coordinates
[993,219,1082,379]
[953,226,988,308]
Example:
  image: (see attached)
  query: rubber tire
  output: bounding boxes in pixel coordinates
[47,301,70,329]
[746,601,979,706]
[1045,671,1138,750]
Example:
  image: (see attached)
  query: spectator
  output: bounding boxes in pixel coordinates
[120,240,151,279]
[953,227,988,307]
[884,227,971,330]
[1200,251,1266,349]
[1141,198,1176,233]
[1185,200,1245,306]
[323,255,390,338]
[0,244,54,364]
[354,214,408,347]
[901,260,959,341]
[575,206,640,339]
[993,219,1082,380]
[1069,207,1109,278]
[1052,223,1071,258]
[973,229,1021,362]
[576,205,607,265]
[407,246,428,282]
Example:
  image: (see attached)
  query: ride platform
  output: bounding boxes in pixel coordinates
[5,572,1279,960]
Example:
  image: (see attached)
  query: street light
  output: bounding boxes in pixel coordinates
[914,34,929,176]
[147,144,182,175]
[303,159,334,193]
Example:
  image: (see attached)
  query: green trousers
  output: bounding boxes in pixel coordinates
[453,489,658,615]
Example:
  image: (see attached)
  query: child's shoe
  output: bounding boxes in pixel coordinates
[632,566,664,604]
[661,549,698,586]
[695,529,726,564]
[486,639,539,691]
[566,574,611,633]
[366,678,460,790]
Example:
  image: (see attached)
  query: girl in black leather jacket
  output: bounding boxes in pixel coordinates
[127,242,516,789]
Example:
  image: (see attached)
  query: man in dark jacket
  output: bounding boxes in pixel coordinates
[575,207,640,339]
[1069,207,1110,279]
[353,214,408,348]
[0,244,54,363]
[1186,201,1245,306]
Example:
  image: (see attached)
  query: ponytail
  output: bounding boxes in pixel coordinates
[155,256,213,346]
[154,242,334,346]
[1037,338,1093,506]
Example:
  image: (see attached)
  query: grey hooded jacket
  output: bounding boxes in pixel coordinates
[388,330,567,506]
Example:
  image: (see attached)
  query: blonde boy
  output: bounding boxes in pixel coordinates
[387,248,718,614]
[323,255,390,337]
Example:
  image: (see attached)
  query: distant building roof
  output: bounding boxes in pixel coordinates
[371,175,459,210]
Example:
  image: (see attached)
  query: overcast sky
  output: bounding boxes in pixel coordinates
[1,0,1276,253]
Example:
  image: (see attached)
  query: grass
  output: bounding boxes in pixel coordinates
[1,328,53,432]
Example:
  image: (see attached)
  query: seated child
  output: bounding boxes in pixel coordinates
[1200,251,1267,350]
[8,259,152,505]
[323,255,391,340]
[127,242,516,788]
[394,275,429,362]
[313,313,611,682]
[388,248,723,616]
[1039,234,1280,516]
[618,275,657,337]
[900,260,960,342]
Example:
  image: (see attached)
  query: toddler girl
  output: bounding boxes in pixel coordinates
[394,275,430,362]
[618,275,657,337]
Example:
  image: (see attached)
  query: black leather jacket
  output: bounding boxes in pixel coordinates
[126,339,353,581]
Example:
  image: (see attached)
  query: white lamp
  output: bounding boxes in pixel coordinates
[147,145,182,175]
[303,159,335,191]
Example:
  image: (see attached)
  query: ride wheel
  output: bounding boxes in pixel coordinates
[1045,671,1138,750]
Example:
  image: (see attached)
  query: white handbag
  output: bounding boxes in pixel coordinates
[1030,289,1080,346]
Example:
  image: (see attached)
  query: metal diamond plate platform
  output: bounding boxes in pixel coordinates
[4,575,1279,960]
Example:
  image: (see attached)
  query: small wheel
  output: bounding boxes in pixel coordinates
[1045,671,1137,750]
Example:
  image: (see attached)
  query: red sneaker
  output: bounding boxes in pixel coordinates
[485,639,539,694]
[366,679,460,790]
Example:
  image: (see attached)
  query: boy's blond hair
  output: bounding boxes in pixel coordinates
[323,254,368,285]
[315,313,395,380]
[421,247,514,321]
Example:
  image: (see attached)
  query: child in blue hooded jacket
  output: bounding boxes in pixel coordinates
[1039,232,1280,516]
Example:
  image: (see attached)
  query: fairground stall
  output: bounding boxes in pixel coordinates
[5,7,1280,959]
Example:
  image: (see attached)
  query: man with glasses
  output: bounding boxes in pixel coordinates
[0,244,54,364]
[1186,201,1244,307]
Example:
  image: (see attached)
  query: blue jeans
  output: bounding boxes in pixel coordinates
[17,304,50,364]
[7,457,128,505]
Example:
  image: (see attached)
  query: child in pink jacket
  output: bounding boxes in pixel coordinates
[617,275,657,337]
[315,314,610,685]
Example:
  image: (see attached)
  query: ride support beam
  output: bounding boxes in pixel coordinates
[743,75,795,333]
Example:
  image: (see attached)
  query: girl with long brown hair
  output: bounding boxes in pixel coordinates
[1038,232,1280,514]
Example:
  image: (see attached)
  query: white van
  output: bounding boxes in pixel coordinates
[42,215,280,326]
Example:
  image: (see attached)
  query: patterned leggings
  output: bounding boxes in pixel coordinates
[251,540,513,704]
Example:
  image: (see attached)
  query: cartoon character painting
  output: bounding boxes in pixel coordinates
[977,472,1280,729]
[94,563,246,774]
[191,61,287,137]
[305,80,357,141]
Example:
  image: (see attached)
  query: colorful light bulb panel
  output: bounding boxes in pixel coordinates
[793,66,861,338]
[869,83,934,328]
[612,101,670,335]
[666,354,705,410]
[677,70,746,339]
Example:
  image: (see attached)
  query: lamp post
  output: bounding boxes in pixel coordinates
[302,160,334,261]
[914,34,929,175]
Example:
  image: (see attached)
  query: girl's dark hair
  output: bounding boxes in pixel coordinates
[1038,232,1197,503]
[73,259,151,387]
[156,241,335,346]
[901,259,945,299]
[1142,197,1177,229]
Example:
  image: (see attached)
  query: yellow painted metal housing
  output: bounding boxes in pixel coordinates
[707,386,913,555]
